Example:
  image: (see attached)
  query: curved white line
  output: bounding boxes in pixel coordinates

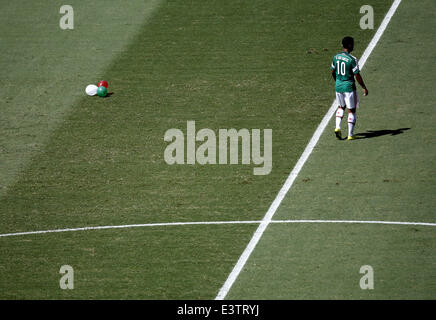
[0,220,262,238]
[0,219,434,238]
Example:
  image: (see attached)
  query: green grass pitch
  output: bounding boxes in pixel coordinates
[0,0,435,299]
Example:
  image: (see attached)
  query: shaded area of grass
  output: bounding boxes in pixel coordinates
[0,0,162,198]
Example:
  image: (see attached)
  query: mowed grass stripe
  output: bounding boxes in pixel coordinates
[228,0,436,299]
[0,0,163,198]
[0,224,256,299]
[228,223,436,299]
[0,0,394,298]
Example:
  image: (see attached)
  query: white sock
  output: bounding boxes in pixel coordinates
[348,113,356,136]
[336,108,344,129]
[336,117,342,130]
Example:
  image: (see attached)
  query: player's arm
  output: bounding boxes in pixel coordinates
[355,73,368,96]
[352,58,368,96]
[330,58,336,81]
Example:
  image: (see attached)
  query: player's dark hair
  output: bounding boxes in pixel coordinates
[342,36,354,48]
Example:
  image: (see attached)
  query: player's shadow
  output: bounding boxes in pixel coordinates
[355,128,411,139]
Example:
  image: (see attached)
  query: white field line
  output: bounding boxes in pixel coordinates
[0,220,261,238]
[215,0,403,300]
[0,219,434,238]
[272,220,436,227]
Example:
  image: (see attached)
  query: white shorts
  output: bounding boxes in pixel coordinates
[336,90,359,109]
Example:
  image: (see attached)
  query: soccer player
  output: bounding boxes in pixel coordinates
[331,36,368,140]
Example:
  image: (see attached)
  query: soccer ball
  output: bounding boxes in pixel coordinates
[97,85,108,97]
[98,80,108,88]
[85,84,98,96]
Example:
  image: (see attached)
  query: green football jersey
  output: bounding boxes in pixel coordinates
[331,51,360,93]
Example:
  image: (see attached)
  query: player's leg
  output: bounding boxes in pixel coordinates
[335,92,346,139]
[335,107,344,139]
[345,90,358,140]
[347,108,356,140]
